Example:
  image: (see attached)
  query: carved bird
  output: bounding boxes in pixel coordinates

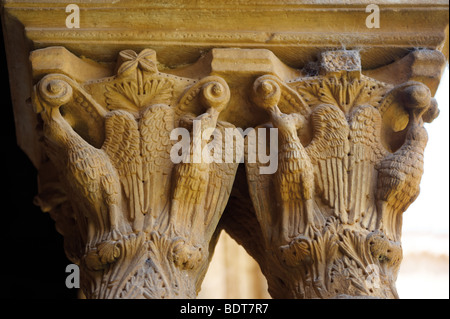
[347,105,387,229]
[376,84,435,242]
[102,110,143,222]
[38,92,123,270]
[249,76,319,246]
[171,110,218,232]
[101,104,177,232]
[139,104,175,229]
[169,79,235,270]
[268,105,317,242]
[306,103,350,223]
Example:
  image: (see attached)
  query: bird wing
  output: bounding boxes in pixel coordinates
[347,105,388,226]
[276,143,318,239]
[376,123,427,212]
[201,121,240,241]
[244,124,279,245]
[139,104,176,228]
[306,104,350,222]
[102,110,144,221]
[169,119,239,243]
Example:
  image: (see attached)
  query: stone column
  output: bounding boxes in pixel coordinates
[1,0,448,299]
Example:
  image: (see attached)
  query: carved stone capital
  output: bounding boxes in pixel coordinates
[29,46,445,299]
[32,48,238,298]
[235,50,441,299]
[2,0,448,299]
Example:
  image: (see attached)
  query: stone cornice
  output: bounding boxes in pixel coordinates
[2,1,448,167]
[2,0,448,68]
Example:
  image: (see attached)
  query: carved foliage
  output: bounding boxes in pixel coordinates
[33,49,237,299]
[103,50,174,113]
[32,48,438,300]
[246,51,437,298]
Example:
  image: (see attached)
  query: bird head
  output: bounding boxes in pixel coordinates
[253,76,281,112]
[200,80,230,119]
[270,108,305,135]
[401,83,432,123]
[33,76,75,148]
[422,98,440,124]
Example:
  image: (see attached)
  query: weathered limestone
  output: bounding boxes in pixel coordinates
[32,48,238,298]
[243,50,439,298]
[1,0,448,299]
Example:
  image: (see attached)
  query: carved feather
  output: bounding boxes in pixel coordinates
[306,104,349,222]
[275,119,315,240]
[347,105,387,226]
[170,116,238,242]
[244,124,278,245]
[376,123,428,241]
[170,112,215,237]
[41,106,122,254]
[139,104,175,227]
[202,121,239,240]
[102,110,144,221]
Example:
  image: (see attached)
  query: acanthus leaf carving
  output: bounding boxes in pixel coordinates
[32,49,237,299]
[30,47,440,300]
[245,50,438,299]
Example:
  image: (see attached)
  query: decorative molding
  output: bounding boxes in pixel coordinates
[3,1,448,68]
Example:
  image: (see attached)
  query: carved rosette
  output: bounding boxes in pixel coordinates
[245,50,438,299]
[32,49,238,299]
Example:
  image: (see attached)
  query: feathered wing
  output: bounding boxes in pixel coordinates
[139,104,176,229]
[244,124,278,245]
[201,121,240,241]
[306,104,350,223]
[375,124,428,241]
[169,118,239,244]
[169,112,215,240]
[276,137,317,240]
[68,135,119,246]
[102,110,144,221]
[348,105,388,229]
[41,108,123,270]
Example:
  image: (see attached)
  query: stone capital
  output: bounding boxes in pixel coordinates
[1,0,448,299]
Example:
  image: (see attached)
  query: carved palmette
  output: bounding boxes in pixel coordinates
[31,47,439,300]
[246,51,438,298]
[33,49,238,299]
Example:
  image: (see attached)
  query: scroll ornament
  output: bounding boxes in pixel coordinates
[31,48,440,299]
[246,51,438,298]
[32,49,238,299]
